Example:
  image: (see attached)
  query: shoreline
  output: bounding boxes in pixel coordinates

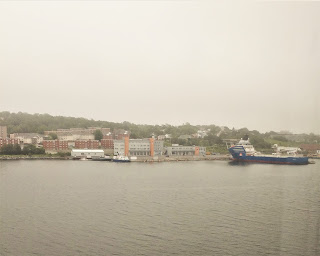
[0,155,231,162]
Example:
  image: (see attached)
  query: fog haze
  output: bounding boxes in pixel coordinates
[0,1,319,134]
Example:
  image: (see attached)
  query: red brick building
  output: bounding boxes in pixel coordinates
[0,138,20,148]
[101,131,129,149]
[103,134,113,140]
[75,140,99,149]
[43,140,68,151]
[101,139,114,149]
[115,133,129,140]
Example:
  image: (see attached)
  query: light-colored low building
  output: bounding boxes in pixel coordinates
[157,135,166,140]
[57,132,95,141]
[154,140,164,156]
[129,139,152,156]
[165,145,206,156]
[71,149,105,158]
[10,133,44,144]
[45,127,109,141]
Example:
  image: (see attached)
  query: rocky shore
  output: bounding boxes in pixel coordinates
[0,155,70,160]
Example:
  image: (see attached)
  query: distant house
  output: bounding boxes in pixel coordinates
[10,133,44,144]
[196,130,208,138]
[300,144,320,154]
[158,134,172,140]
[157,135,166,140]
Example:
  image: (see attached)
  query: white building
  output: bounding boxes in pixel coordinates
[57,132,94,141]
[157,135,166,140]
[10,133,44,144]
[197,130,208,138]
[165,145,206,156]
[71,149,104,158]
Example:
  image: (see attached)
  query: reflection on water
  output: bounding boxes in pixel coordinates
[1,160,320,256]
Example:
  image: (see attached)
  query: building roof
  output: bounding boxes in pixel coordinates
[12,133,43,138]
[300,144,320,151]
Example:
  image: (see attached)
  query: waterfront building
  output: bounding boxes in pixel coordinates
[165,145,206,156]
[114,138,164,156]
[71,149,105,158]
[114,140,125,155]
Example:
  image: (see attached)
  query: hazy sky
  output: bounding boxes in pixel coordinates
[0,1,319,134]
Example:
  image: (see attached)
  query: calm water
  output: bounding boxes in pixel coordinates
[1,160,320,256]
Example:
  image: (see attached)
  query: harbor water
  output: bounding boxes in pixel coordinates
[1,160,320,256]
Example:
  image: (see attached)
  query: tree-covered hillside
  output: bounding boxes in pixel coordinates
[0,111,319,153]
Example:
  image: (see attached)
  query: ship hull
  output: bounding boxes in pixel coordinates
[229,146,309,165]
[231,155,309,165]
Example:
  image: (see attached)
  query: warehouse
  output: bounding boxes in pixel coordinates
[71,149,105,159]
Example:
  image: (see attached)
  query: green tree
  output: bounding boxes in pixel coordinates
[49,133,58,140]
[272,135,288,142]
[22,144,44,155]
[94,130,103,141]
[0,144,14,155]
[0,144,22,155]
[13,144,22,154]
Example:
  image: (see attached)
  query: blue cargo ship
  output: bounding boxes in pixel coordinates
[228,138,309,165]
